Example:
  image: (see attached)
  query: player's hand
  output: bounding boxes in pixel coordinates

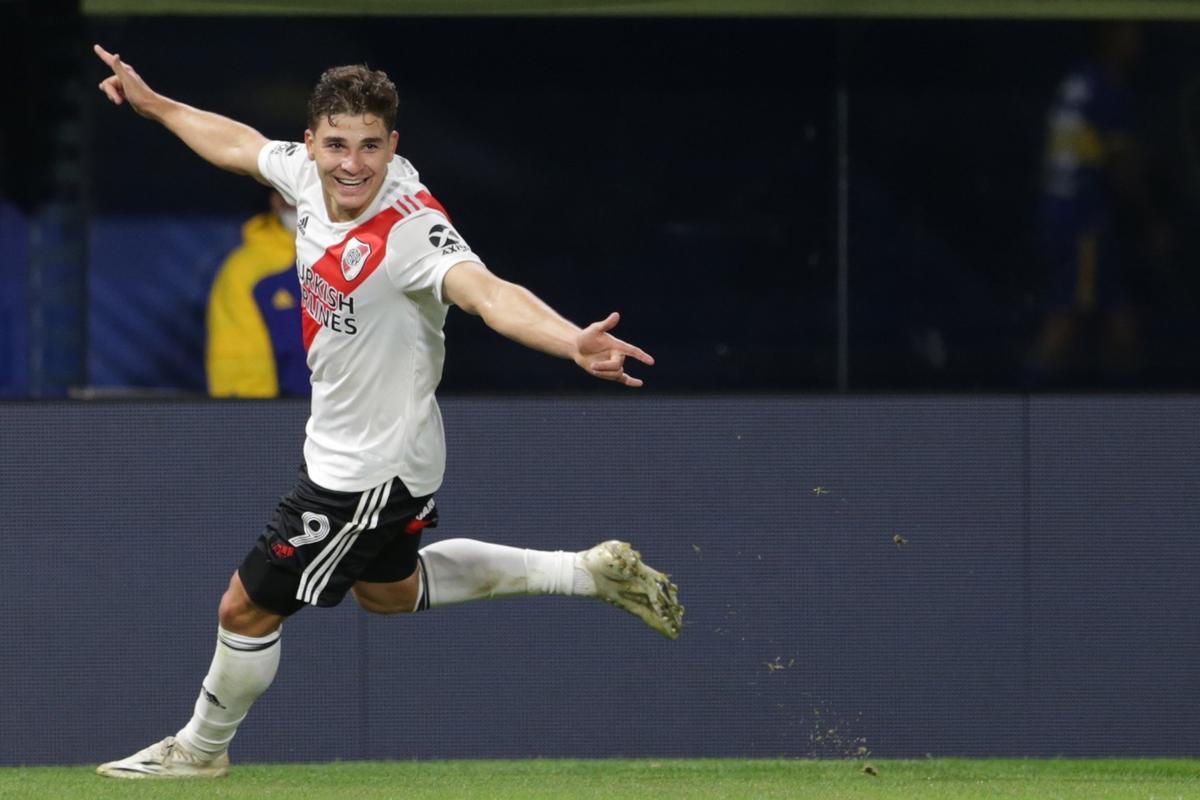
[93,44,160,119]
[574,312,654,388]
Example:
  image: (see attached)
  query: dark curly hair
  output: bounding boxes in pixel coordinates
[306,65,398,131]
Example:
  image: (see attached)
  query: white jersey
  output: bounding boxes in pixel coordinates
[257,140,482,495]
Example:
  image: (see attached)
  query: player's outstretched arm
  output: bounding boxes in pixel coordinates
[93,44,268,179]
[443,261,654,388]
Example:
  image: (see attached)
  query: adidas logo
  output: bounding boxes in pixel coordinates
[201,686,227,710]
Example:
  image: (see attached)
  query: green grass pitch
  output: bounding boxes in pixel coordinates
[2,758,1199,799]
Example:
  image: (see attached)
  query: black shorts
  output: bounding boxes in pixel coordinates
[239,465,438,616]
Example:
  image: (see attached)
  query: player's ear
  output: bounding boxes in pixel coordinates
[304,129,316,160]
[389,130,398,154]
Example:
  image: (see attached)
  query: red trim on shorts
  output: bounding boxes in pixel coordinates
[405,518,432,535]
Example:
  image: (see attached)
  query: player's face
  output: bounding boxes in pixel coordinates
[304,114,399,222]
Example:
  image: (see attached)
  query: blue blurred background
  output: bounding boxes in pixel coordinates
[5,2,1200,396]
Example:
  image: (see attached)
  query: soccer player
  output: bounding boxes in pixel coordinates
[92,44,683,779]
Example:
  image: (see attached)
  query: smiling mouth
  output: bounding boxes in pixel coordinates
[334,177,367,187]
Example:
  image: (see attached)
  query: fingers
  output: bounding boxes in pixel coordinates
[589,357,625,373]
[98,75,125,105]
[583,312,654,365]
[94,44,130,105]
[587,355,644,388]
[611,337,655,366]
[93,44,132,76]
[579,311,652,387]
[93,44,117,66]
[582,311,625,339]
[593,311,621,333]
[93,44,132,73]
[588,365,643,387]
[594,331,654,366]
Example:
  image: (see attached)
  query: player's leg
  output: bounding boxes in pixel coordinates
[172,572,285,759]
[351,538,583,612]
[97,466,364,779]
[95,572,284,779]
[414,538,684,639]
[350,495,683,638]
[351,566,421,613]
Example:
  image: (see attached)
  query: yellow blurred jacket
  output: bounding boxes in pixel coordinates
[206,212,301,397]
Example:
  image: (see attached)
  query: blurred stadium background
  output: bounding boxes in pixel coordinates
[2,0,1199,766]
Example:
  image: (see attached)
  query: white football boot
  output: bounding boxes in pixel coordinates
[581,540,683,639]
[96,736,229,779]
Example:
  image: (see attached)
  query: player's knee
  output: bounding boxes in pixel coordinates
[218,583,254,628]
[218,571,284,634]
[224,587,254,623]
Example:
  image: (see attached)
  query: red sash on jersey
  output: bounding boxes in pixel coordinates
[301,190,448,350]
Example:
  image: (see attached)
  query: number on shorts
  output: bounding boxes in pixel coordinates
[289,512,331,547]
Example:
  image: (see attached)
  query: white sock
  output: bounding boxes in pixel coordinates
[418,538,595,608]
[175,626,281,757]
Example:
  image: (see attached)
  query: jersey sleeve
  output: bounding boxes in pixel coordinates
[256,141,308,206]
[384,212,483,304]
